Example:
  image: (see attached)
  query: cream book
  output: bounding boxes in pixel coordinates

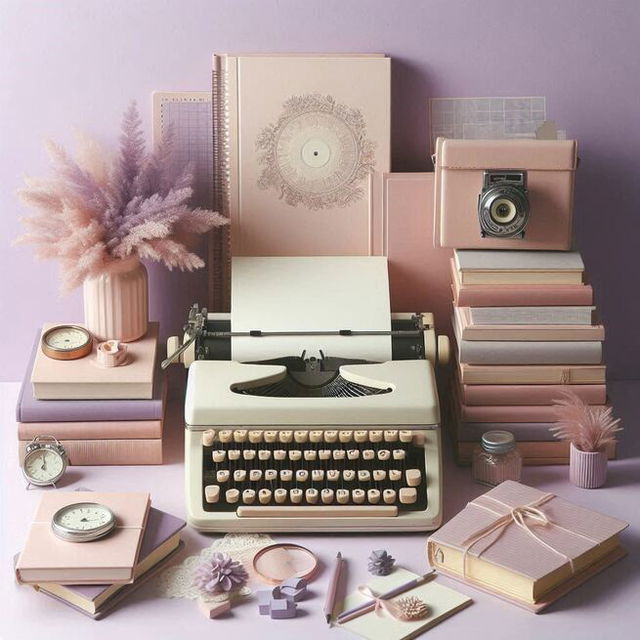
[214,53,390,257]
[31,323,158,400]
[338,568,471,640]
[16,492,151,585]
[454,250,584,285]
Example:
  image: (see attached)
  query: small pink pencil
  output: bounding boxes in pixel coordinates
[324,552,344,624]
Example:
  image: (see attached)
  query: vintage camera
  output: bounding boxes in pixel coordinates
[477,170,529,238]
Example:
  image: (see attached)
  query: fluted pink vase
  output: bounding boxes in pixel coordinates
[569,442,608,489]
[83,256,148,342]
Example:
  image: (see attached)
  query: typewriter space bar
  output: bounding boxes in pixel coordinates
[237,506,398,518]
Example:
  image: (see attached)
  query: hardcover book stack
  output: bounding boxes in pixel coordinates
[450,250,613,465]
[16,323,164,465]
[15,492,185,619]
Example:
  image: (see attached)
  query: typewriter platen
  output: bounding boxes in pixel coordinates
[165,257,449,533]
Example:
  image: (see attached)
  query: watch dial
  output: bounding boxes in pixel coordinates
[45,326,90,351]
[24,448,64,483]
[57,504,113,532]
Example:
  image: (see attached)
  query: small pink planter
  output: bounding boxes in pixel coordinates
[569,442,608,489]
[83,257,148,342]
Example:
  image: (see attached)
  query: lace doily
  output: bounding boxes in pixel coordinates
[154,533,275,600]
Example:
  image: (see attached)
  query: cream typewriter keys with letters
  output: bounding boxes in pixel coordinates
[274,489,287,504]
[226,489,240,503]
[205,485,220,503]
[339,430,353,443]
[202,430,216,446]
[290,489,303,503]
[294,431,308,443]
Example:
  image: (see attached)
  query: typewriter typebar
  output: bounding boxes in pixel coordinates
[184,358,444,533]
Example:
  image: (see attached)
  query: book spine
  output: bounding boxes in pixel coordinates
[470,307,594,325]
[18,440,163,465]
[18,420,163,440]
[456,441,616,464]
[460,383,607,406]
[456,285,594,307]
[458,363,607,385]
[461,325,604,341]
[457,340,602,365]
[456,420,561,441]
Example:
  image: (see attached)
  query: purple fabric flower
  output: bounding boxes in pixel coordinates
[192,552,249,594]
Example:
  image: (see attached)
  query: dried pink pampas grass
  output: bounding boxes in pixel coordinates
[15,101,227,293]
[550,390,622,453]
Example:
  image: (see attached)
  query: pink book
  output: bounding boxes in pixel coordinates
[18,417,163,440]
[459,382,607,406]
[427,481,628,611]
[459,402,610,423]
[451,260,594,307]
[18,439,163,465]
[383,173,453,335]
[16,492,151,585]
[458,361,607,385]
[31,323,158,400]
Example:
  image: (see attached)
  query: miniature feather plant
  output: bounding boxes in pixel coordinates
[15,101,227,293]
[550,390,622,452]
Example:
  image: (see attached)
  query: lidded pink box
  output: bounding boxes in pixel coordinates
[434,138,578,250]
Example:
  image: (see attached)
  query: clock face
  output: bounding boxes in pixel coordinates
[44,326,91,351]
[24,448,65,484]
[54,503,115,533]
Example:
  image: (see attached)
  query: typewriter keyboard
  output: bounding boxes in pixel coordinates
[201,429,427,517]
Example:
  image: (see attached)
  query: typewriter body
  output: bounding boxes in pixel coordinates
[165,257,449,533]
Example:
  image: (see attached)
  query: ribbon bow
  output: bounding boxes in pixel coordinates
[355,585,404,620]
[459,493,601,578]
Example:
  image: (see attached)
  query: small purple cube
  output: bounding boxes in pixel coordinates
[269,598,297,619]
[257,590,274,615]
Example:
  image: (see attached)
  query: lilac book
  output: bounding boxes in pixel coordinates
[16,334,165,422]
[29,507,185,619]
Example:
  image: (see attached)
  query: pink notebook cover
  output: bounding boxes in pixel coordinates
[16,492,151,585]
[18,439,163,466]
[460,382,607,406]
[31,323,158,400]
[18,417,163,440]
[383,173,453,336]
[427,481,628,584]
[451,261,594,307]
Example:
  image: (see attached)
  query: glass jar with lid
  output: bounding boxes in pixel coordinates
[472,430,522,486]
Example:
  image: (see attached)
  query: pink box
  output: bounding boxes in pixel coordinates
[434,138,577,250]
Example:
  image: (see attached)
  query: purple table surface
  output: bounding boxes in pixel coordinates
[2,378,638,640]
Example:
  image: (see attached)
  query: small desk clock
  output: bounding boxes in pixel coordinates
[22,435,68,489]
[41,325,93,360]
[51,502,117,542]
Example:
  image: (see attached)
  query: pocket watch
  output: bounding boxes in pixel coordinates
[22,435,68,488]
[41,325,93,360]
[51,502,117,542]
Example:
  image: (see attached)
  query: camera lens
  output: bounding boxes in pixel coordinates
[490,198,517,225]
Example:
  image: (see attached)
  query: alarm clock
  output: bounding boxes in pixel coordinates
[41,325,93,360]
[22,435,68,488]
[51,502,117,542]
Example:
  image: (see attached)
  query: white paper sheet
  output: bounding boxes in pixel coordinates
[231,257,392,362]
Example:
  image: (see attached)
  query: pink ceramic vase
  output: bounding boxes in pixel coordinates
[569,441,608,489]
[83,256,148,342]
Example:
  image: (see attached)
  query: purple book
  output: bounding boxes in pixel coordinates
[21,507,186,619]
[16,333,165,422]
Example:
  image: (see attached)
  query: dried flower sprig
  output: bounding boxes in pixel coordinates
[15,102,227,293]
[550,390,622,452]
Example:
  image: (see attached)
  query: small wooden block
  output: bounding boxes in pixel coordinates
[198,596,231,619]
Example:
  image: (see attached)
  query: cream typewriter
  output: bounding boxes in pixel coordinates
[164,257,449,533]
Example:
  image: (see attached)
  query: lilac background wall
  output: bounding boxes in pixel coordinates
[1,0,639,381]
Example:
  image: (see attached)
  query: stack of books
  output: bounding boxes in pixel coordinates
[15,492,185,619]
[450,250,614,465]
[16,323,164,465]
